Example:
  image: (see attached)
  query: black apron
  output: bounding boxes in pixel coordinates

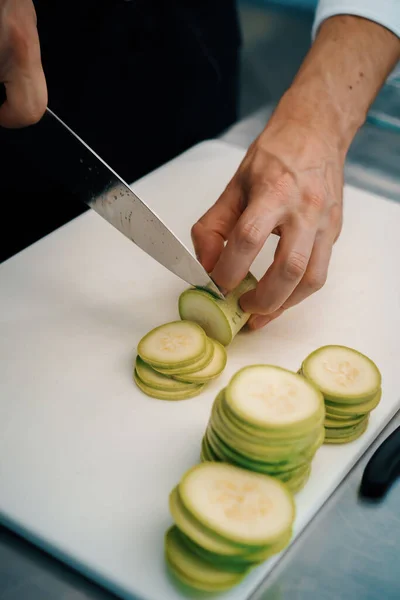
[0,0,241,262]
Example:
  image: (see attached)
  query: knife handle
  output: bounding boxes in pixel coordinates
[359,424,400,499]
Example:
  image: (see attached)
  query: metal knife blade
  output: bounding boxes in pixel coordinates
[20,107,225,299]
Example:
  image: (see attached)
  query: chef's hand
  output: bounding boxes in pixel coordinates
[192,115,343,331]
[0,0,47,127]
[192,15,400,330]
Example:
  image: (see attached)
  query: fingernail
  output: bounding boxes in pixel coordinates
[248,315,272,330]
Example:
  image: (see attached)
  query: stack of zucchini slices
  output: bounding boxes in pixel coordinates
[166,462,295,593]
[201,365,325,494]
[135,321,227,400]
[299,345,382,444]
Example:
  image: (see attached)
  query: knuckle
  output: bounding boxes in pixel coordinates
[283,251,308,281]
[303,191,325,213]
[304,270,327,291]
[237,222,263,250]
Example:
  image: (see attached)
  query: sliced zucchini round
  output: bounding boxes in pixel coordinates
[173,338,227,383]
[301,345,381,404]
[178,462,295,546]
[154,336,215,376]
[211,395,322,458]
[324,414,365,429]
[217,389,322,443]
[137,320,206,369]
[226,365,324,433]
[324,389,382,416]
[178,526,292,569]
[134,371,204,400]
[324,416,369,444]
[165,526,247,592]
[178,273,257,346]
[169,487,245,556]
[135,357,198,392]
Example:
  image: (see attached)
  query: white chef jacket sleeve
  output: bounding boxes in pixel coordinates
[312,1,400,40]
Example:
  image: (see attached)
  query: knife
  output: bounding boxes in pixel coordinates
[5,106,224,299]
[359,424,400,500]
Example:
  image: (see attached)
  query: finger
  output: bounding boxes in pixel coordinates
[0,65,47,127]
[0,17,47,128]
[240,221,316,315]
[210,195,284,291]
[247,307,285,330]
[191,179,242,273]
[276,230,334,310]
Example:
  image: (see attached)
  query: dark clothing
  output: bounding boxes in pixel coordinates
[0,0,241,263]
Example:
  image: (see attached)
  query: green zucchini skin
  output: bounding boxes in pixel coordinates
[178,273,257,346]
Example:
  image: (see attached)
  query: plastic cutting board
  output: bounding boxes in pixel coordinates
[0,140,399,600]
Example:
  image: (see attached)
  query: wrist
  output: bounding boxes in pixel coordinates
[268,15,400,158]
[270,81,361,158]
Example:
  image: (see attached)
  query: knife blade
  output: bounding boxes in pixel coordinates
[11,106,225,299]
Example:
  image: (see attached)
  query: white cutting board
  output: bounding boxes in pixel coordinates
[0,140,399,600]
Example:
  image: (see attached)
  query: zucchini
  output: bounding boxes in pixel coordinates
[178,273,257,346]
[137,320,207,369]
[154,336,215,376]
[173,338,227,383]
[226,365,324,433]
[218,390,323,443]
[135,357,199,392]
[324,389,382,416]
[178,526,292,569]
[169,486,245,557]
[178,462,295,546]
[301,345,381,404]
[134,371,204,400]
[324,416,369,444]
[165,526,247,592]
[324,414,365,429]
[211,393,322,458]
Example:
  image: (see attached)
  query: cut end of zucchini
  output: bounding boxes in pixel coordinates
[179,462,295,546]
[226,365,324,430]
[302,345,381,403]
[178,272,257,346]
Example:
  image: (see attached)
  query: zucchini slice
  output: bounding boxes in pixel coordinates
[324,414,365,429]
[165,526,247,592]
[324,416,369,444]
[226,365,324,433]
[301,345,381,404]
[173,338,227,383]
[135,357,198,392]
[154,336,215,376]
[137,320,207,369]
[324,389,382,416]
[134,371,204,400]
[178,273,257,346]
[178,462,295,546]
[178,526,292,568]
[169,487,246,556]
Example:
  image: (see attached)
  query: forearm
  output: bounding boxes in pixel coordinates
[272,15,400,156]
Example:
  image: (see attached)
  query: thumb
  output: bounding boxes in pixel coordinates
[191,179,243,273]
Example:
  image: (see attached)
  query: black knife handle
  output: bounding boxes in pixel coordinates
[360,425,400,499]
